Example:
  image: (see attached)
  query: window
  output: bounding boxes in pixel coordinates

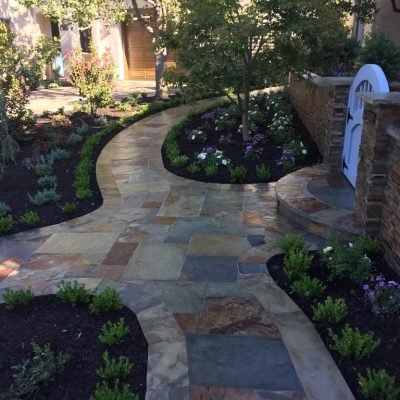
[79,28,92,53]
[50,20,60,39]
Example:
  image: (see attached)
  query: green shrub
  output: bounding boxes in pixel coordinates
[33,163,53,177]
[57,280,93,306]
[283,249,313,281]
[76,120,89,135]
[282,159,295,174]
[91,381,139,400]
[60,202,77,215]
[113,101,132,112]
[1,342,69,399]
[230,166,247,183]
[37,174,57,188]
[165,141,180,160]
[67,133,84,145]
[204,164,218,177]
[19,211,40,226]
[171,155,189,168]
[359,31,400,81]
[96,351,133,382]
[94,115,108,126]
[329,324,380,360]
[0,201,11,217]
[358,368,400,400]
[186,163,201,173]
[278,233,306,254]
[47,82,59,89]
[291,275,326,298]
[354,235,380,256]
[51,147,72,161]
[28,188,60,206]
[2,287,33,309]
[313,296,347,324]
[255,164,271,180]
[90,287,123,314]
[98,318,129,346]
[0,215,13,233]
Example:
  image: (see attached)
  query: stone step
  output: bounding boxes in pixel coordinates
[275,165,362,241]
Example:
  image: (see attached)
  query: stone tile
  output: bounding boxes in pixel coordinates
[187,235,251,257]
[164,218,219,244]
[247,235,266,247]
[153,216,177,225]
[121,244,187,280]
[191,387,306,400]
[187,334,303,391]
[179,256,238,282]
[35,232,119,254]
[102,242,138,265]
[243,210,265,226]
[146,387,191,400]
[174,313,199,334]
[158,192,206,217]
[66,264,124,280]
[147,340,189,390]
[142,201,163,209]
[197,297,280,336]
[0,241,44,262]
[139,314,183,345]
[286,198,330,215]
[118,180,170,196]
[205,282,253,298]
[238,262,266,274]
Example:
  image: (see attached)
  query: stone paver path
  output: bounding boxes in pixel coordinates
[0,101,355,400]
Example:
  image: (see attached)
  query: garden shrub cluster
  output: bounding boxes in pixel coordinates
[1,283,140,399]
[277,232,400,399]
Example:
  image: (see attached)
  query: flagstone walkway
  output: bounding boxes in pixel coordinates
[0,101,354,400]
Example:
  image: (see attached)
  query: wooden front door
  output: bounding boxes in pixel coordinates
[124,20,155,80]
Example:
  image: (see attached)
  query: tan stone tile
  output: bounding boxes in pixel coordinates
[187,234,250,257]
[152,216,176,225]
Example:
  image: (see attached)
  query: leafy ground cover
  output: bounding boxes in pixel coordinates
[162,91,321,184]
[268,234,400,400]
[0,284,147,400]
[0,95,183,236]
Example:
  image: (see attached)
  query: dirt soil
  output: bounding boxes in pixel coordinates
[0,295,148,400]
[267,252,400,400]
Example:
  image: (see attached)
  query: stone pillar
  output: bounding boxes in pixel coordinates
[355,92,400,243]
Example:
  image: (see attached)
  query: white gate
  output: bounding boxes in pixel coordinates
[342,64,389,187]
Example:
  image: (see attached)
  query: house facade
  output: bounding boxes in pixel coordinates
[0,0,164,81]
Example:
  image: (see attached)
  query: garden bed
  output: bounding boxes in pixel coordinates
[0,289,148,400]
[268,238,400,400]
[162,92,321,184]
[0,96,183,236]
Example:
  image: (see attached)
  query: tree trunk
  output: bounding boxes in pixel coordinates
[155,49,168,99]
[241,78,250,142]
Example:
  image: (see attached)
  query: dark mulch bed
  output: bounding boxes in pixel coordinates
[0,295,148,399]
[162,99,321,184]
[0,99,156,236]
[267,252,400,400]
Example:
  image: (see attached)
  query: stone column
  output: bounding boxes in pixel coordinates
[354,92,400,237]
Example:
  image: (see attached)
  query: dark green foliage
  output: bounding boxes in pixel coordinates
[37,175,57,188]
[91,381,139,400]
[255,164,271,180]
[56,280,93,307]
[171,155,188,168]
[0,201,11,217]
[359,31,400,81]
[96,351,133,381]
[283,250,313,281]
[2,287,33,309]
[230,166,247,183]
[313,296,347,324]
[28,188,60,206]
[0,342,69,400]
[51,147,71,161]
[0,215,13,233]
[90,287,123,315]
[358,368,400,400]
[278,233,306,254]
[60,202,77,214]
[291,275,326,298]
[329,324,380,360]
[282,160,295,174]
[19,211,40,226]
[98,318,129,346]
[204,164,218,177]
[33,163,53,177]
[186,163,201,173]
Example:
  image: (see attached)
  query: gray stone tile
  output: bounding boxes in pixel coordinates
[238,262,266,274]
[179,256,238,282]
[187,334,303,391]
[247,235,266,247]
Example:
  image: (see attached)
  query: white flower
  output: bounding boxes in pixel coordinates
[222,159,228,165]
[348,242,353,248]
[198,153,207,160]
[301,149,307,155]
[239,125,243,129]
[217,155,222,158]
[192,135,195,140]
[215,127,218,131]
[363,254,371,263]
[323,246,333,254]
[225,113,229,117]
[300,141,304,147]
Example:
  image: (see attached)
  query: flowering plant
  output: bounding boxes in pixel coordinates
[287,140,308,158]
[277,149,296,166]
[219,133,233,145]
[363,275,400,315]
[244,133,264,159]
[197,146,230,166]
[187,128,206,143]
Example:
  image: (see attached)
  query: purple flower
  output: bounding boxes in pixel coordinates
[376,275,384,282]
[363,284,370,291]
[201,111,215,121]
